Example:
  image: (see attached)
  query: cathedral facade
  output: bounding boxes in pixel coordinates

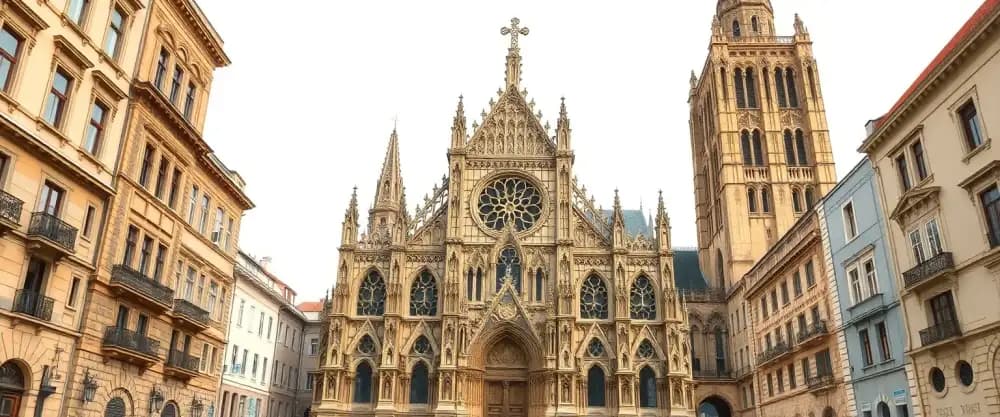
[312,18,696,417]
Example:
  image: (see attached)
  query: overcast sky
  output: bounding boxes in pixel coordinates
[195,0,983,301]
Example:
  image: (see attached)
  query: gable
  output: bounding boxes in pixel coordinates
[466,89,556,156]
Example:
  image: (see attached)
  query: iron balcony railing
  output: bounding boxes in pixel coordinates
[0,190,23,225]
[679,288,727,303]
[102,326,159,358]
[796,320,829,344]
[166,350,200,373]
[11,290,54,322]
[693,368,733,379]
[111,265,174,307]
[756,342,791,365]
[27,212,77,252]
[919,320,961,347]
[173,298,211,327]
[903,252,955,289]
[807,374,835,390]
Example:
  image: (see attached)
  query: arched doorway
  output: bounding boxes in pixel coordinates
[0,361,26,417]
[484,336,528,417]
[698,395,733,417]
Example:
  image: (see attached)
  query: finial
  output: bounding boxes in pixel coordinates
[536,110,542,119]
[559,97,568,118]
[481,109,487,118]
[690,71,698,89]
[497,88,503,96]
[489,97,495,107]
[544,121,550,130]
[500,17,530,50]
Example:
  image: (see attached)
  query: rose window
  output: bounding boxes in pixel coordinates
[587,339,604,357]
[477,177,543,231]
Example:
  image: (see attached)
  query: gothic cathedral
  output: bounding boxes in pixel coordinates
[314,18,696,417]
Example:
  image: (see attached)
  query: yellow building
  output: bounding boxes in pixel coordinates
[314,18,696,417]
[687,0,843,415]
[860,1,1000,415]
[0,0,147,416]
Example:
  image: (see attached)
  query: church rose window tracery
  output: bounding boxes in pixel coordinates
[413,336,432,355]
[580,274,609,319]
[410,270,438,316]
[637,339,655,359]
[587,338,604,357]
[357,270,386,316]
[496,247,522,293]
[358,335,376,355]
[477,176,542,232]
[630,274,657,320]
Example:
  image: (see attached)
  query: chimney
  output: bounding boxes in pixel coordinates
[259,256,272,271]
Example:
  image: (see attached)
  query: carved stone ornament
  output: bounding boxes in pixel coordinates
[737,111,761,130]
[486,339,527,368]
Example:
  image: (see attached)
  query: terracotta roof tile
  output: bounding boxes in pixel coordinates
[296,301,324,312]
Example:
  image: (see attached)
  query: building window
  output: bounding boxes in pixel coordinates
[198,195,210,233]
[780,282,789,305]
[353,362,372,403]
[0,26,23,92]
[805,187,815,209]
[187,185,199,223]
[82,205,97,238]
[236,299,244,326]
[154,48,170,91]
[66,0,90,25]
[804,260,816,287]
[788,363,796,389]
[224,216,234,250]
[211,207,223,243]
[863,258,878,297]
[930,367,946,392]
[138,145,155,187]
[770,289,778,313]
[734,68,758,109]
[122,226,138,266]
[766,373,773,397]
[639,366,657,407]
[751,16,760,33]
[630,274,656,320]
[534,268,543,302]
[587,366,606,407]
[792,188,803,213]
[859,328,874,366]
[760,297,768,319]
[909,228,926,265]
[207,281,218,318]
[44,69,73,127]
[732,20,741,37]
[785,68,799,107]
[169,65,184,104]
[154,157,169,199]
[980,185,1000,248]
[495,246,522,292]
[928,291,957,329]
[958,100,984,150]
[842,202,857,240]
[104,6,126,58]
[183,82,196,120]
[761,186,771,213]
[777,368,784,392]
[580,274,609,319]
[409,269,438,316]
[747,188,757,213]
[794,129,808,165]
[775,68,787,108]
[67,276,81,308]
[357,270,386,316]
[957,360,974,386]
[792,272,802,297]
[409,362,429,404]
[309,338,319,356]
[167,168,181,208]
[783,130,798,166]
[876,322,891,361]
[152,244,166,282]
[911,140,928,181]
[83,101,109,155]
[896,154,912,192]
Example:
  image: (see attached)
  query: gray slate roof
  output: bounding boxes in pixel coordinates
[673,248,708,290]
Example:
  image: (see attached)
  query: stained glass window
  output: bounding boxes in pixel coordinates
[637,339,655,359]
[104,397,126,417]
[358,335,376,355]
[413,336,432,355]
[478,177,542,231]
[630,274,656,320]
[357,271,386,316]
[496,247,522,293]
[587,339,604,357]
[410,270,438,316]
[580,274,608,319]
[639,366,657,407]
[353,362,373,403]
[587,366,606,407]
[410,362,429,404]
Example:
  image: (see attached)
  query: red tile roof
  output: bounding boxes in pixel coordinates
[871,0,1000,135]
[296,301,324,312]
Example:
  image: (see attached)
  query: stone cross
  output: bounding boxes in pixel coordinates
[500,17,529,49]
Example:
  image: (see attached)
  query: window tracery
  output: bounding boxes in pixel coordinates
[496,247,522,292]
[357,270,386,316]
[580,274,609,319]
[587,338,604,357]
[637,339,655,359]
[413,336,432,355]
[358,335,376,355]
[409,270,438,316]
[630,274,657,320]
[478,177,542,232]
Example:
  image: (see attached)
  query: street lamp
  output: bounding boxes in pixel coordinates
[190,397,204,417]
[149,386,164,413]
[81,370,98,403]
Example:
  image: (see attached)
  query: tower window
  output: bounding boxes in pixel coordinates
[774,68,787,108]
[785,69,799,107]
[783,130,796,165]
[732,20,741,37]
[734,68,746,108]
[740,130,753,165]
[748,189,758,213]
[792,189,803,213]
[734,68,758,109]
[794,129,809,165]
[745,68,758,108]
[751,16,760,33]
[752,129,764,165]
[761,187,772,213]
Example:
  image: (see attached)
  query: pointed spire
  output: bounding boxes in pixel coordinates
[341,186,359,246]
[373,128,404,212]
[557,97,572,151]
[612,189,625,223]
[656,190,671,250]
[451,95,466,148]
[690,70,698,90]
[794,13,808,35]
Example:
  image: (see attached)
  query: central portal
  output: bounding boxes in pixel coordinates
[484,337,528,417]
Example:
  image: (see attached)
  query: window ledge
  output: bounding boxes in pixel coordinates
[35,118,71,145]
[962,138,991,164]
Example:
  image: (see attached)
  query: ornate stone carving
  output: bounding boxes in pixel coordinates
[486,340,527,368]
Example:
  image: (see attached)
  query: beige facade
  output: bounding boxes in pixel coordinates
[0,0,147,416]
[687,1,845,416]
[860,1,1000,416]
[314,18,695,417]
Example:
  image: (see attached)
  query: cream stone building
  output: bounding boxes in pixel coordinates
[687,0,844,416]
[313,18,696,417]
[860,1,1000,416]
[0,0,147,416]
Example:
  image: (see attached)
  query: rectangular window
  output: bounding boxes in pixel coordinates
[122,225,139,266]
[811,305,821,325]
[310,338,319,355]
[788,363,796,389]
[67,276,81,308]
[38,181,65,215]
[792,271,802,296]
[104,6,126,58]
[66,0,90,25]
[201,343,210,372]
[760,297,768,319]
[859,328,873,366]
[801,358,811,380]
[82,205,96,238]
[252,353,259,379]
[196,274,205,305]
[815,349,833,376]
[262,358,268,385]
[230,345,238,372]
[241,349,248,376]
[843,202,858,240]
[804,260,816,287]
[167,168,181,209]
[44,69,72,127]
[876,322,891,361]
[306,374,314,390]
[207,281,218,319]
[958,100,984,150]
[139,144,155,187]
[184,267,195,301]
[765,333,772,350]
[183,82,196,119]
[83,101,108,155]
[224,216,234,251]
[138,236,153,275]
[909,229,926,265]
[780,282,789,305]
[258,311,264,336]
[0,26,23,92]
[154,157,170,199]
[785,321,794,347]
[267,317,273,339]
[848,265,863,304]
[212,207,224,244]
[777,369,784,393]
[797,314,807,335]
[926,219,943,256]
[152,244,167,282]
[169,65,184,104]
[237,299,245,326]
[982,185,1000,248]
[766,374,773,397]
[896,154,912,192]
[136,313,148,335]
[929,291,957,327]
[199,195,210,233]
[770,289,778,312]
[911,141,928,181]
[154,48,170,90]
[187,185,199,223]
[863,258,878,297]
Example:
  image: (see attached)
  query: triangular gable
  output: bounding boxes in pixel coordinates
[401,320,440,355]
[465,89,556,156]
[575,323,612,359]
[348,319,381,354]
[573,209,611,248]
[471,273,543,347]
[631,325,667,361]
[889,186,940,224]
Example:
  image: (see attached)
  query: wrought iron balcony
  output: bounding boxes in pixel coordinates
[693,368,733,380]
[109,265,174,310]
[756,342,791,365]
[679,288,727,303]
[796,320,829,346]
[0,190,23,230]
[807,374,835,392]
[165,350,200,379]
[102,326,159,366]
[903,252,955,290]
[919,320,962,347]
[10,290,54,322]
[27,212,77,256]
[172,298,210,330]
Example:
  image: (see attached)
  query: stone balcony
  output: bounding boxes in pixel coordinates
[693,368,733,381]
[743,166,769,182]
[164,350,200,380]
[788,166,815,182]
[807,374,835,393]
[919,320,962,347]
[171,298,211,331]
[903,252,955,290]
[730,35,796,44]
[26,212,76,259]
[679,288,726,303]
[0,190,23,233]
[109,265,174,311]
[101,326,159,367]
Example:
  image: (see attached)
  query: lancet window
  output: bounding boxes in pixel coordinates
[580,274,609,319]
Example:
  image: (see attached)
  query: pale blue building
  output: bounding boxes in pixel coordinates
[818,159,912,417]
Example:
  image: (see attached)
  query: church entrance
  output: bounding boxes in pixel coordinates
[483,337,528,417]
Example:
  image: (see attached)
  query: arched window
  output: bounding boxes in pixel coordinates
[783,130,797,165]
[748,189,758,213]
[475,267,483,301]
[412,336,432,355]
[877,402,891,417]
[795,129,809,166]
[823,407,836,417]
[752,129,764,166]
[740,130,753,165]
[637,339,656,359]
[357,335,376,354]
[496,246,522,293]
[630,274,656,320]
[104,397,127,417]
[160,403,177,417]
[690,330,700,370]
[745,68,758,108]
[639,366,657,407]
[409,270,438,316]
[732,20,741,37]
[751,16,760,33]
[409,362,429,404]
[534,268,543,302]
[805,187,815,209]
[580,274,609,319]
[774,68,787,108]
[587,366,606,407]
[761,187,771,213]
[734,68,746,108]
[786,68,799,107]
[357,270,386,316]
[720,68,728,99]
[807,65,818,98]
[792,188,803,213]
[714,328,726,371]
[353,362,373,403]
[466,268,474,301]
[715,250,725,289]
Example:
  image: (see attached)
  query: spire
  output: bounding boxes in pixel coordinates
[341,186,359,246]
[451,95,467,148]
[373,128,404,212]
[612,189,625,225]
[557,97,572,151]
[690,70,698,90]
[612,189,625,247]
[794,13,808,35]
[501,17,529,88]
[656,190,672,250]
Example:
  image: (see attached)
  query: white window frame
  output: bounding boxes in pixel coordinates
[862,257,879,298]
[842,199,858,241]
[847,265,863,305]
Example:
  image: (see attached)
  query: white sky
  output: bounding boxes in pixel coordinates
[196,0,983,301]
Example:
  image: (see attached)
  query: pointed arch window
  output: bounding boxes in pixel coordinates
[715,328,726,371]
[774,68,787,108]
[792,188,803,213]
[720,68,728,100]
[587,366,606,407]
[639,366,657,407]
[740,130,753,165]
[496,247,522,293]
[734,68,746,108]
[745,68,758,108]
[785,68,799,107]
[353,362,373,403]
[716,250,726,289]
[637,339,656,359]
[751,16,760,33]
[357,270,386,316]
[475,267,483,300]
[466,268,474,301]
[783,130,797,165]
[805,187,816,209]
[630,274,657,320]
[794,129,809,166]
[732,20,741,37]
[410,361,429,404]
[580,274,609,319]
[752,129,764,165]
[534,268,544,302]
[807,66,818,98]
[748,189,758,213]
[761,186,772,213]
[410,270,438,316]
